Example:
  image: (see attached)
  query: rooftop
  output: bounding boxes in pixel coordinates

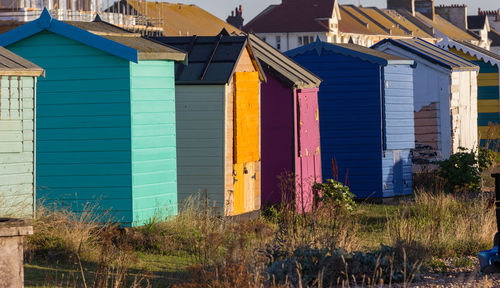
[243,0,336,33]
[124,0,241,36]
[248,34,321,89]
[372,38,479,71]
[152,33,257,85]
[0,47,44,77]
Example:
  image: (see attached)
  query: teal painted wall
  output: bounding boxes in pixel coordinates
[7,31,134,224]
[0,76,36,218]
[130,61,178,226]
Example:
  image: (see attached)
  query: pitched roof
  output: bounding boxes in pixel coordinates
[338,6,376,35]
[381,9,434,38]
[467,15,487,30]
[119,0,241,36]
[372,38,478,71]
[415,13,477,41]
[0,8,186,63]
[437,38,500,67]
[286,39,414,66]
[152,34,263,85]
[243,0,336,33]
[0,46,44,77]
[248,34,322,89]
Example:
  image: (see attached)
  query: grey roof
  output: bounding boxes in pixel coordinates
[372,38,479,71]
[454,40,500,61]
[286,39,414,67]
[64,18,186,61]
[335,43,413,63]
[152,34,257,84]
[490,29,500,47]
[0,46,44,77]
[248,34,321,89]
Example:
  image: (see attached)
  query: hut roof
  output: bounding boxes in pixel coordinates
[286,38,415,66]
[0,46,44,77]
[248,34,321,89]
[372,38,479,71]
[153,33,264,85]
[437,38,500,67]
[0,8,186,63]
[414,13,477,41]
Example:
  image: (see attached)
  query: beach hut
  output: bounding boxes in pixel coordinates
[286,40,416,199]
[372,38,479,163]
[248,34,322,211]
[152,33,265,217]
[0,48,44,218]
[0,10,187,226]
[437,38,500,149]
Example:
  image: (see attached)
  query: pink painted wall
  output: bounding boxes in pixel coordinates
[295,88,322,212]
[261,70,321,212]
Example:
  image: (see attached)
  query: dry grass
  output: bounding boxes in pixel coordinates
[386,190,496,259]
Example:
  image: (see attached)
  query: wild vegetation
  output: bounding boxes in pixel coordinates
[18,148,500,287]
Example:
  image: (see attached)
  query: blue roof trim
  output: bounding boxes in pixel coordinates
[285,38,389,66]
[0,8,138,63]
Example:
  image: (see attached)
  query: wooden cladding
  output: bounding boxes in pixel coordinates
[234,72,260,164]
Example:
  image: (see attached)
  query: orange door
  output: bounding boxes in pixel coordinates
[233,72,260,215]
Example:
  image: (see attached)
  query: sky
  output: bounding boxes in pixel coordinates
[168,0,499,22]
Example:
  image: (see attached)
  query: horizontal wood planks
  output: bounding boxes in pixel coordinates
[176,85,225,212]
[382,65,414,197]
[7,31,134,224]
[289,50,384,198]
[0,76,35,217]
[130,60,178,225]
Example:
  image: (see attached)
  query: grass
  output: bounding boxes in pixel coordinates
[18,185,499,287]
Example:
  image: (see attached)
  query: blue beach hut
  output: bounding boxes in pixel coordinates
[0,10,186,226]
[286,40,416,198]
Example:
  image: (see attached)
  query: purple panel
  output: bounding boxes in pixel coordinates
[261,72,294,206]
[295,88,322,212]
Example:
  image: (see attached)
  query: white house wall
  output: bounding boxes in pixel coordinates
[254,32,328,52]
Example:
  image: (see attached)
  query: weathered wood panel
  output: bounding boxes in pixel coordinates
[288,50,384,198]
[382,65,414,197]
[0,76,35,218]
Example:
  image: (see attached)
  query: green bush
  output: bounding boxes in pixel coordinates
[313,179,356,211]
[437,147,493,193]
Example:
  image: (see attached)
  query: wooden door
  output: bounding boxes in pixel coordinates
[233,72,260,215]
[296,89,321,211]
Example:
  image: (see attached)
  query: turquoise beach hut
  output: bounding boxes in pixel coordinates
[0,10,186,226]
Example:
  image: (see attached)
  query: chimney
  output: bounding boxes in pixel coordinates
[226,5,244,30]
[435,4,467,30]
[387,0,415,16]
[415,0,435,21]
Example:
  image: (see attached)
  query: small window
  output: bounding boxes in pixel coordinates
[298,36,302,46]
[276,36,281,50]
[310,36,314,43]
[304,36,309,45]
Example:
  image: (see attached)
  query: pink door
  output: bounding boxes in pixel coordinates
[295,88,322,212]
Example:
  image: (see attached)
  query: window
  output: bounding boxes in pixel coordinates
[262,37,266,42]
[276,36,281,50]
[298,36,302,46]
[303,36,309,45]
[310,36,314,43]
